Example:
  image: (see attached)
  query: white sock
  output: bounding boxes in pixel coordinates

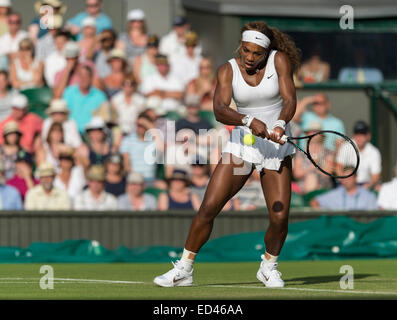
[180,248,196,272]
[264,252,278,264]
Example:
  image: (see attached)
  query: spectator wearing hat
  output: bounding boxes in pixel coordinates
[159,16,202,59]
[336,120,382,190]
[25,162,71,210]
[310,166,378,210]
[377,160,397,210]
[35,14,64,62]
[0,158,23,210]
[78,16,97,61]
[104,153,126,197]
[141,54,184,113]
[95,28,117,79]
[0,70,15,121]
[110,72,145,135]
[75,116,111,171]
[0,0,12,37]
[10,37,44,90]
[0,121,23,179]
[54,149,86,201]
[293,121,334,194]
[61,64,107,132]
[170,31,203,87]
[98,48,128,98]
[116,9,148,62]
[0,93,43,154]
[53,41,100,98]
[41,99,82,149]
[66,0,112,41]
[6,149,39,201]
[117,172,157,211]
[0,12,28,58]
[121,111,165,184]
[74,164,117,210]
[29,0,67,42]
[132,34,160,86]
[44,30,70,88]
[158,169,200,211]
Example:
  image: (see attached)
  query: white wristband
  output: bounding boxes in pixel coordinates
[246,115,255,128]
[273,120,286,131]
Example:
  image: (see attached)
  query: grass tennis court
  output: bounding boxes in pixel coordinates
[1,259,397,299]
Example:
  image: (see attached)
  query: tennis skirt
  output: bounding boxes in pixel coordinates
[221,103,295,172]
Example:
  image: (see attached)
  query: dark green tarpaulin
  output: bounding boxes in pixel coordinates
[2,216,397,263]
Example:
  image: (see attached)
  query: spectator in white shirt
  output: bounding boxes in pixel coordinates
[141,54,184,114]
[169,31,202,88]
[159,16,201,59]
[44,30,70,87]
[0,70,15,121]
[41,99,82,149]
[110,72,145,134]
[337,120,381,190]
[54,149,86,202]
[35,14,63,62]
[377,161,397,210]
[0,12,28,58]
[73,164,117,210]
[25,162,72,210]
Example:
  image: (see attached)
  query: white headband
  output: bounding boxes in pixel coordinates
[241,30,271,48]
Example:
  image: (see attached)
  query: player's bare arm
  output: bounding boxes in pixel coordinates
[213,63,270,139]
[270,51,297,144]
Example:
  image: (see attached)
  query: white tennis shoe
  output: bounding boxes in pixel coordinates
[256,255,285,288]
[153,260,193,287]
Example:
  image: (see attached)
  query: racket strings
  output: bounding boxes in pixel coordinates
[307,132,358,178]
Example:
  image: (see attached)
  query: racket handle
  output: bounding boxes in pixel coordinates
[267,129,288,142]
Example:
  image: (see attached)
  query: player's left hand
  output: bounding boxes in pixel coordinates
[269,126,285,145]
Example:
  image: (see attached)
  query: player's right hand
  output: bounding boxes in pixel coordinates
[249,119,270,140]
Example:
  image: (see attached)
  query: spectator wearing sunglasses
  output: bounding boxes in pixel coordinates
[0,12,28,58]
[95,29,117,78]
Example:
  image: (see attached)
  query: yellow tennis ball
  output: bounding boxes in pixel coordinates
[243,134,255,146]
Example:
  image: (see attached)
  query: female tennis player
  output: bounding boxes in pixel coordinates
[154,21,301,288]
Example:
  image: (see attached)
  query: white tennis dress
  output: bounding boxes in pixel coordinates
[222,50,295,171]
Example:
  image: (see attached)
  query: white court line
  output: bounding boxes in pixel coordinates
[207,284,397,296]
[0,277,144,284]
[1,278,396,296]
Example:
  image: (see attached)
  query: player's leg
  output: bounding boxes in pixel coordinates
[256,156,292,288]
[184,153,254,252]
[154,153,253,287]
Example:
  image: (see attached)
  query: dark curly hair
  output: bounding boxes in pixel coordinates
[240,21,301,72]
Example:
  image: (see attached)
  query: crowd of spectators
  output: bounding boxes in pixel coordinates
[0,0,395,212]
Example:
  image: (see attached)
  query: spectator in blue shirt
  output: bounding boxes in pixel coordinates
[293,93,345,151]
[62,64,107,133]
[310,166,378,211]
[338,48,383,84]
[66,0,112,41]
[0,159,23,210]
[120,112,164,186]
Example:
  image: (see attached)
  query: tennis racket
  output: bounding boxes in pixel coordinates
[268,129,360,179]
